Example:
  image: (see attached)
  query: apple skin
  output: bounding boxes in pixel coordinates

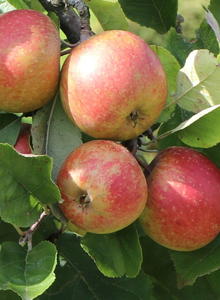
[56,140,148,234]
[139,146,220,251]
[0,9,60,113]
[14,124,32,154]
[60,30,167,141]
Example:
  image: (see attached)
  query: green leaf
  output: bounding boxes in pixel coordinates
[157,106,192,150]
[0,143,60,227]
[195,20,219,56]
[87,0,129,30]
[170,235,220,287]
[0,219,18,243]
[0,0,15,13]
[158,105,220,148]
[176,276,219,300]
[206,269,220,296]
[204,10,220,45]
[32,96,82,180]
[0,241,57,300]
[0,119,21,145]
[0,114,21,145]
[165,29,195,66]
[119,0,178,34]
[0,113,18,130]
[31,102,53,155]
[81,224,142,278]
[28,0,44,11]
[150,46,180,122]
[7,0,29,9]
[40,233,154,300]
[32,215,60,246]
[209,0,220,29]
[140,236,178,300]
[178,105,220,148]
[0,290,20,300]
[201,143,220,168]
[46,96,82,179]
[176,49,220,113]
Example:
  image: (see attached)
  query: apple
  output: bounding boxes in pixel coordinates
[0,9,60,113]
[60,30,167,141]
[139,146,220,251]
[14,124,32,154]
[56,140,148,234]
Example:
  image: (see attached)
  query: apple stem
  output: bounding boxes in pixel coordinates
[61,40,80,49]
[143,128,156,141]
[122,138,139,155]
[134,155,151,177]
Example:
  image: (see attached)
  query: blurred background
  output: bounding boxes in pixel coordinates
[90,0,211,44]
[178,0,209,37]
[131,0,211,44]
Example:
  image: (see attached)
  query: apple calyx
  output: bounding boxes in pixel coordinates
[78,193,91,209]
[128,109,146,129]
[129,110,139,128]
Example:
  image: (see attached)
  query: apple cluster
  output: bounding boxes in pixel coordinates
[57,27,220,252]
[2,10,220,252]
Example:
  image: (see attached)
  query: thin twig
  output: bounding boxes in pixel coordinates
[138,148,159,153]
[143,128,156,141]
[61,40,80,48]
[19,211,49,251]
[122,138,138,155]
[134,155,151,176]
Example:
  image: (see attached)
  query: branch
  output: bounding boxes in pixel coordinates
[39,0,81,43]
[71,0,95,41]
[122,138,139,155]
[134,155,151,177]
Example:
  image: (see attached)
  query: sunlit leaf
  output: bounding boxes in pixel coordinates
[0,241,57,300]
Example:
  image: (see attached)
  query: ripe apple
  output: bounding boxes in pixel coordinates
[139,146,220,251]
[60,30,167,141]
[0,9,60,113]
[14,124,32,154]
[56,140,148,234]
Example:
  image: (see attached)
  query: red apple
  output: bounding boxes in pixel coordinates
[60,30,167,141]
[139,146,220,251]
[0,9,60,113]
[56,140,148,234]
[14,124,32,154]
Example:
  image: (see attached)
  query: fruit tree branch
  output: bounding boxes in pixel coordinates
[39,0,81,43]
[70,0,94,41]
[39,0,94,43]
